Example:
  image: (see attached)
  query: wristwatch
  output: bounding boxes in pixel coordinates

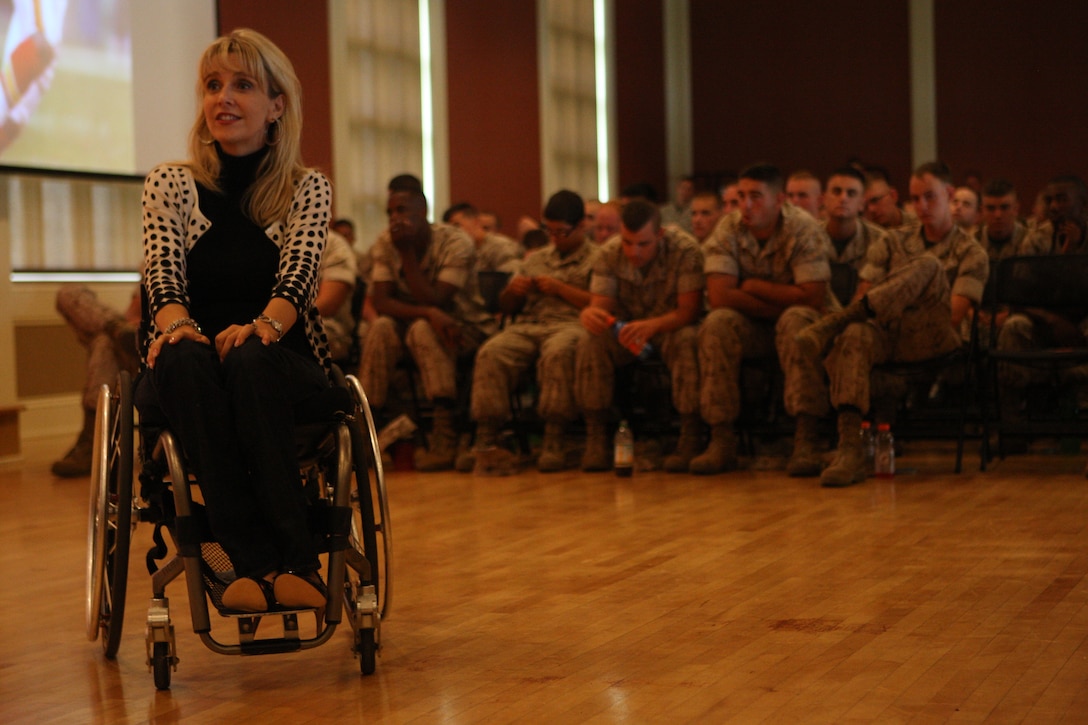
[253,314,284,340]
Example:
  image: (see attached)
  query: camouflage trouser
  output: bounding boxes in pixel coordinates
[358,315,484,408]
[574,325,699,415]
[55,284,131,411]
[826,255,960,413]
[996,313,1088,387]
[471,321,586,422]
[322,317,352,363]
[777,305,829,418]
[698,306,827,426]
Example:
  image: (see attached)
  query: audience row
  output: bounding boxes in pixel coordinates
[343,164,1087,484]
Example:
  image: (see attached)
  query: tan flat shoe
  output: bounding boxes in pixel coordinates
[273,571,327,609]
[221,576,275,612]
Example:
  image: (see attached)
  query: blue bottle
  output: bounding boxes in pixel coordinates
[612,321,653,361]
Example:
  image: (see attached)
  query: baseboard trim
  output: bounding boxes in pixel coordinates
[19,394,83,440]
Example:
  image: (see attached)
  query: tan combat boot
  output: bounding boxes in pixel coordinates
[472,418,520,475]
[689,424,738,475]
[786,414,823,477]
[414,406,458,471]
[454,432,476,472]
[794,299,870,360]
[581,412,611,472]
[51,408,96,478]
[820,409,867,487]
[664,415,703,473]
[537,420,568,472]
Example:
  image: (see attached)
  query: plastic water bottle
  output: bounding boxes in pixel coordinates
[612,321,653,361]
[874,422,895,478]
[614,419,634,477]
[860,420,875,476]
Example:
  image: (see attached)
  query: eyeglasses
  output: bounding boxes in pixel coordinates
[544,224,575,239]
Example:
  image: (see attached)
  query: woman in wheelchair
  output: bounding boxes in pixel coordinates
[137,29,335,614]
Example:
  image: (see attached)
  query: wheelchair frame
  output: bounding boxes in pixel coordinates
[85,367,392,690]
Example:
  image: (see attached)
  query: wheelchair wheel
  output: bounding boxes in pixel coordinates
[85,371,135,658]
[341,372,392,620]
[151,642,172,690]
[356,628,376,675]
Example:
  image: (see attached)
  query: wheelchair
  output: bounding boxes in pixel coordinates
[85,366,391,690]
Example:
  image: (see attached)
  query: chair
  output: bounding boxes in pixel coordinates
[869,304,985,474]
[983,254,1088,463]
[86,367,391,689]
[476,269,540,454]
[477,270,512,315]
[736,267,855,457]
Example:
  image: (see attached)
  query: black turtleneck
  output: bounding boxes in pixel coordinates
[186,146,307,357]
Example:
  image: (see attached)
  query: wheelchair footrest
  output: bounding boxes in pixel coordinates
[227,609,325,649]
[224,611,328,655]
[218,606,320,620]
[237,638,304,656]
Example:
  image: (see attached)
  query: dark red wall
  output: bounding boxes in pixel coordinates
[615,0,667,199]
[444,1,542,236]
[213,1,1085,223]
[935,1,1088,200]
[689,0,913,195]
[217,0,334,179]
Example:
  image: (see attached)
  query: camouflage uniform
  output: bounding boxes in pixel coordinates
[471,240,599,422]
[977,220,1051,263]
[475,232,524,273]
[967,221,1050,347]
[1031,219,1088,255]
[822,216,889,272]
[997,316,1088,389]
[574,228,704,414]
[825,224,989,413]
[360,223,495,408]
[55,284,138,411]
[660,201,693,233]
[895,206,920,230]
[994,222,1086,387]
[700,204,832,424]
[319,230,358,363]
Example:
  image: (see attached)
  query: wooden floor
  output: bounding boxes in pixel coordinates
[3,434,1088,724]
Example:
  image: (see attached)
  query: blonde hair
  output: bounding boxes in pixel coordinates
[187,28,307,228]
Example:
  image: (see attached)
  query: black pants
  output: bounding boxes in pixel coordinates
[137,337,329,578]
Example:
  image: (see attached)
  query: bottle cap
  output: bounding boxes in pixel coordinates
[877,422,891,431]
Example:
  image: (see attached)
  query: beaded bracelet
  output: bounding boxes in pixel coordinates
[253,314,284,340]
[164,317,201,335]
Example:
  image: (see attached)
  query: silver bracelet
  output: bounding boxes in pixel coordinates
[164,317,201,335]
[253,314,284,340]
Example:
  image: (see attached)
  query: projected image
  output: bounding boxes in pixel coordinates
[0,0,133,175]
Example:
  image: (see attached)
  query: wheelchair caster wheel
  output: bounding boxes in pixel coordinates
[356,629,376,675]
[152,642,172,690]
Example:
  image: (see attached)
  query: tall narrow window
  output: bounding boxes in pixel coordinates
[538,0,613,202]
[330,0,443,248]
[7,174,143,278]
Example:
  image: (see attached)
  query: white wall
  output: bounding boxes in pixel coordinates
[0,2,217,444]
[132,1,218,174]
